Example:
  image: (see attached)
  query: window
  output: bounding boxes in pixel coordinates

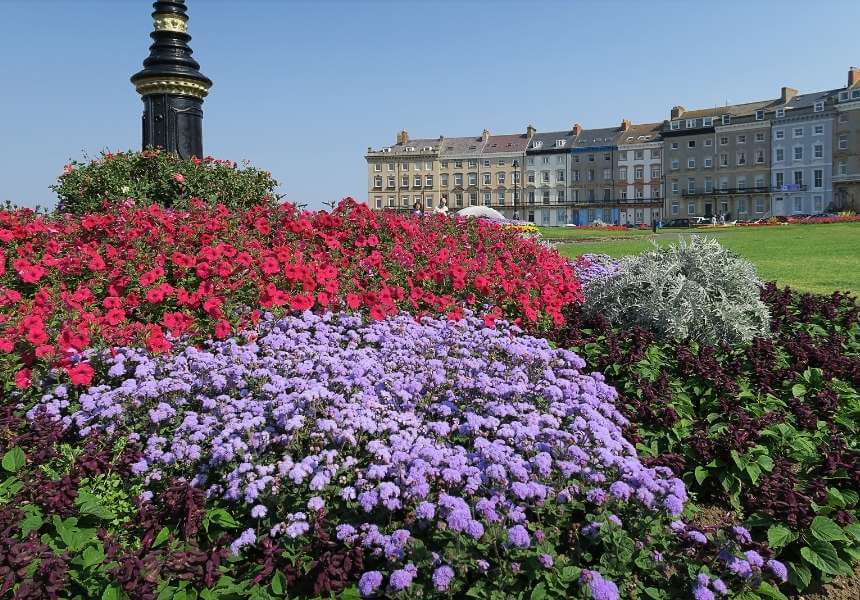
[588,154,595,162]
[704,157,713,168]
[754,175,765,189]
[513,171,520,183]
[775,148,784,162]
[755,150,765,164]
[755,198,765,213]
[497,190,505,204]
[720,202,728,215]
[373,163,381,172]
[619,151,628,162]
[620,189,628,200]
[497,159,505,166]
[454,174,463,186]
[634,166,644,180]
[425,195,433,208]
[587,169,594,181]
[670,120,680,130]
[526,157,534,166]
[793,147,803,161]
[703,117,713,127]
[671,180,680,194]
[604,153,611,161]
[688,140,696,148]
[814,101,824,113]
[720,136,729,145]
[839,113,848,124]
[527,171,535,183]
[737,177,746,192]
[736,152,746,166]
[541,171,550,183]
[814,169,823,188]
[387,196,395,207]
[722,115,731,125]
[704,177,713,193]
[814,125,824,135]
[839,160,847,175]
[468,159,477,168]
[454,160,463,168]
[542,191,550,205]
[671,159,680,170]
[839,135,848,150]
[738,198,747,213]
[425,175,433,187]
[651,148,662,158]
[483,159,490,167]
[775,172,784,188]
[671,142,679,150]
[686,119,696,128]
[719,177,729,192]
[755,132,765,142]
[634,149,644,160]
[635,188,644,199]
[401,162,409,170]
[704,138,713,147]
[483,173,491,185]
[793,197,802,212]
[374,196,382,209]
[603,168,612,180]
[483,192,491,206]
[776,108,785,118]
[455,193,464,207]
[775,129,785,140]
[528,211,535,223]
[469,192,478,205]
[557,155,565,164]
[401,195,409,207]
[814,195,823,212]
[688,202,696,215]
[814,144,824,159]
[793,171,803,186]
[720,153,729,167]
[672,202,680,215]
[528,191,535,204]
[557,190,566,203]
[441,174,449,187]
[793,127,803,138]
[497,172,505,184]
[756,110,764,120]
[401,175,409,186]
[373,175,382,188]
[687,158,696,168]
[603,188,611,201]
[619,166,628,179]
[737,135,746,144]
[557,170,565,182]
[634,209,644,223]
[388,176,396,187]
[557,208,567,223]
[542,156,551,165]
[687,178,696,193]
[468,173,477,185]
[388,163,395,171]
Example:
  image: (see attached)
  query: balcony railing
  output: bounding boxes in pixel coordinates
[681,186,806,198]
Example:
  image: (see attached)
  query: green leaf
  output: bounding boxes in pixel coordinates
[643,588,663,600]
[153,527,170,548]
[270,571,286,596]
[756,582,788,600]
[694,466,709,485]
[102,585,123,600]
[530,583,547,600]
[791,383,806,398]
[787,561,812,590]
[2,448,25,473]
[800,540,845,575]
[20,513,43,537]
[844,523,860,541]
[76,491,116,521]
[338,587,361,600]
[757,454,774,472]
[83,544,106,568]
[746,463,762,485]
[560,566,580,582]
[810,516,848,542]
[767,524,796,548]
[206,508,240,530]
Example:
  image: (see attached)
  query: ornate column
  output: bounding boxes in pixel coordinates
[130,0,212,159]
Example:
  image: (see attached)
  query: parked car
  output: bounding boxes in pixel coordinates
[664,218,691,228]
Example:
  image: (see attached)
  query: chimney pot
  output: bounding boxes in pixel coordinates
[621,119,631,131]
[526,124,536,137]
[482,128,490,142]
[849,67,860,88]
[780,86,798,103]
[670,105,686,119]
[572,123,582,135]
[397,130,409,145]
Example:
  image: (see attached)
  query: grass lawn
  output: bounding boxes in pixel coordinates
[537,226,654,240]
[554,222,860,295]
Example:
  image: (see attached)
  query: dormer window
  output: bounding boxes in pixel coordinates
[721,115,731,125]
[776,108,785,118]
[405,146,415,152]
[755,110,764,120]
[839,91,850,101]
[686,119,696,128]
[555,139,566,148]
[533,140,543,149]
[814,101,824,112]
[703,117,713,127]
[670,121,680,130]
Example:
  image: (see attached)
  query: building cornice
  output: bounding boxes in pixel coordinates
[715,121,770,133]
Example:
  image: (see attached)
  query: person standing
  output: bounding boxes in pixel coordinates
[413,200,423,217]
[436,196,449,216]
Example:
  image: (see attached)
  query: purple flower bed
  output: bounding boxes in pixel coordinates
[571,254,622,286]
[26,311,783,597]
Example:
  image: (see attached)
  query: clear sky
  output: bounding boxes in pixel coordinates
[1,0,859,210]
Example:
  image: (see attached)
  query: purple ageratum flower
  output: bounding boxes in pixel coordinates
[732,525,752,544]
[229,528,256,555]
[608,481,632,500]
[712,579,729,596]
[727,558,753,578]
[476,559,489,573]
[538,554,554,568]
[693,586,715,600]
[687,530,708,544]
[766,559,788,583]
[580,569,620,600]
[465,520,485,540]
[586,488,607,505]
[389,565,416,591]
[608,515,622,527]
[432,565,455,591]
[664,494,684,516]
[744,550,764,568]
[307,496,325,512]
[507,525,531,548]
[358,571,383,597]
[415,501,435,521]
[250,504,267,518]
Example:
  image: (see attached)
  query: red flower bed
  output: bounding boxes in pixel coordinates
[0,199,581,389]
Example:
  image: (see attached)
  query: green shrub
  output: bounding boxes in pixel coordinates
[52,148,279,214]
[583,236,770,345]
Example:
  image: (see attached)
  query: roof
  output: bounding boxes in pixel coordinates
[572,126,620,148]
[482,134,530,154]
[528,129,578,151]
[616,122,662,145]
[368,138,441,156]
[439,136,486,157]
[776,89,838,112]
[677,98,779,119]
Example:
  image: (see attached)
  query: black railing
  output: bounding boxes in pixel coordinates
[681,186,806,198]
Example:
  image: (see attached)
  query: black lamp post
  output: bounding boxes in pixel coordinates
[131,0,212,159]
[512,159,520,221]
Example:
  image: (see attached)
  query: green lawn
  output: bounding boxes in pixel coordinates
[537,226,655,240]
[554,223,860,295]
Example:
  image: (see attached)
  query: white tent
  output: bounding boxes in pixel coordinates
[455,206,506,221]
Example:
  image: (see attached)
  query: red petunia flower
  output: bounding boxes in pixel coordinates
[66,362,94,386]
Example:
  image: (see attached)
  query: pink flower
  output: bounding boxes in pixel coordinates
[174,172,186,184]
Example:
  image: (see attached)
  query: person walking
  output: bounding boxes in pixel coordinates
[435,196,449,216]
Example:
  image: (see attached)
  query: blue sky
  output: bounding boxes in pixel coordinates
[1,0,859,210]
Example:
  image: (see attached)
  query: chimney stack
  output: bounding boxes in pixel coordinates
[397,130,409,145]
[482,128,490,142]
[621,118,631,131]
[849,66,860,88]
[571,123,582,136]
[526,124,536,138]
[670,106,686,119]
[780,86,798,103]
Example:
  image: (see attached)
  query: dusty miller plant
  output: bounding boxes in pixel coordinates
[583,236,770,345]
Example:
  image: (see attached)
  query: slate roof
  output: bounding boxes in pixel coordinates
[572,127,621,148]
[528,129,578,151]
[677,98,780,120]
[482,134,530,154]
[439,136,486,157]
[616,122,662,145]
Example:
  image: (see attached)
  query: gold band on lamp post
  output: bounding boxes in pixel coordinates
[153,13,188,33]
[133,76,210,99]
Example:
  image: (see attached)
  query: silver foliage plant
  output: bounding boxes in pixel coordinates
[583,236,770,345]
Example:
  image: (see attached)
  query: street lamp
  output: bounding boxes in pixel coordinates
[512,159,520,221]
